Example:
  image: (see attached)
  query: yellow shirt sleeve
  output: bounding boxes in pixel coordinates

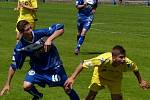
[82,58,101,69]
[124,57,138,72]
[82,52,112,69]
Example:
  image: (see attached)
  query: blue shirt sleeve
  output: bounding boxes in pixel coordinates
[33,24,64,38]
[10,44,26,71]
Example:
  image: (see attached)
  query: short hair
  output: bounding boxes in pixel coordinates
[17,20,30,33]
[112,45,126,56]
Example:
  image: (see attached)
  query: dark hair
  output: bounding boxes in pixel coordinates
[112,45,126,56]
[17,20,30,32]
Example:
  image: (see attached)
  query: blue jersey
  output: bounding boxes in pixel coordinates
[76,0,97,17]
[11,24,64,72]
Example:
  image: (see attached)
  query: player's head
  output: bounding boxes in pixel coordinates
[112,45,126,65]
[17,20,32,34]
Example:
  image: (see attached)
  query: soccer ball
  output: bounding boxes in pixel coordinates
[85,0,96,5]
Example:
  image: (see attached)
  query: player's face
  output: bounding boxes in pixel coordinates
[23,24,33,35]
[113,54,125,65]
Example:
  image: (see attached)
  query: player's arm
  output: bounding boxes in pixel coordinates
[64,62,84,89]
[64,57,100,89]
[0,48,26,96]
[0,66,15,96]
[133,70,150,90]
[44,24,64,52]
[126,59,150,90]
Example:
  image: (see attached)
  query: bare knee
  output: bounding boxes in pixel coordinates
[111,94,122,100]
[81,28,87,36]
[23,81,33,90]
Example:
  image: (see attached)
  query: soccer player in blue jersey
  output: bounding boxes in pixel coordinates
[0,20,80,100]
[74,0,98,55]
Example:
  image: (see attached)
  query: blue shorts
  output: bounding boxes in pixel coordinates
[25,66,67,87]
[77,15,94,32]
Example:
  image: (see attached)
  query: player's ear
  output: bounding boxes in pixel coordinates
[112,56,117,61]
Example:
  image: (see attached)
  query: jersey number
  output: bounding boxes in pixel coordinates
[52,74,61,82]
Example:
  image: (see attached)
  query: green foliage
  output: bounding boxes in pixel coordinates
[0,2,150,100]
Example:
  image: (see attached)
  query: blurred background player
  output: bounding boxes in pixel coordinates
[14,0,38,43]
[74,0,98,55]
[0,20,80,100]
[65,45,150,100]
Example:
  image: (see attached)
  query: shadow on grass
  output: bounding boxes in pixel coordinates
[81,51,105,55]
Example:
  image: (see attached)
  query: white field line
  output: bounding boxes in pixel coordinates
[92,22,148,26]
[90,28,148,37]
[92,23,106,25]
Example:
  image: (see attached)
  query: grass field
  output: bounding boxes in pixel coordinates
[0,2,150,100]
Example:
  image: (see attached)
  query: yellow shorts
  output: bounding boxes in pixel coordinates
[88,67,122,94]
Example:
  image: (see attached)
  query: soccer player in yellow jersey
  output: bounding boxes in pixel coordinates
[15,0,38,42]
[64,45,150,100]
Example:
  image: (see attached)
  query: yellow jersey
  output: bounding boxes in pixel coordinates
[82,52,138,81]
[18,0,37,22]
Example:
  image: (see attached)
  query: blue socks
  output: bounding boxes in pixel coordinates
[77,36,85,49]
[67,89,80,100]
[24,86,43,98]
[77,35,81,42]
[25,86,80,100]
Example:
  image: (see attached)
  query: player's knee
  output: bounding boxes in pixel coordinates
[23,81,32,90]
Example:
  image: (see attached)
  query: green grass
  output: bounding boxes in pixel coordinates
[0,2,150,100]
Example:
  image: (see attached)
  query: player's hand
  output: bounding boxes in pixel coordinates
[64,77,75,90]
[44,40,52,52]
[0,84,10,96]
[140,80,150,90]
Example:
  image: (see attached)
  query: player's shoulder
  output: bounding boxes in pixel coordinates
[125,57,133,63]
[91,52,111,63]
[96,52,112,59]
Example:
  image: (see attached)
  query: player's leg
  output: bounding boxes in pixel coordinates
[23,81,43,100]
[86,67,104,100]
[51,66,80,100]
[76,17,83,42]
[107,80,122,100]
[24,70,44,100]
[61,67,80,100]
[111,94,122,100]
[75,18,93,55]
[77,31,81,42]
[63,87,80,100]
[74,20,83,55]
[85,90,97,100]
